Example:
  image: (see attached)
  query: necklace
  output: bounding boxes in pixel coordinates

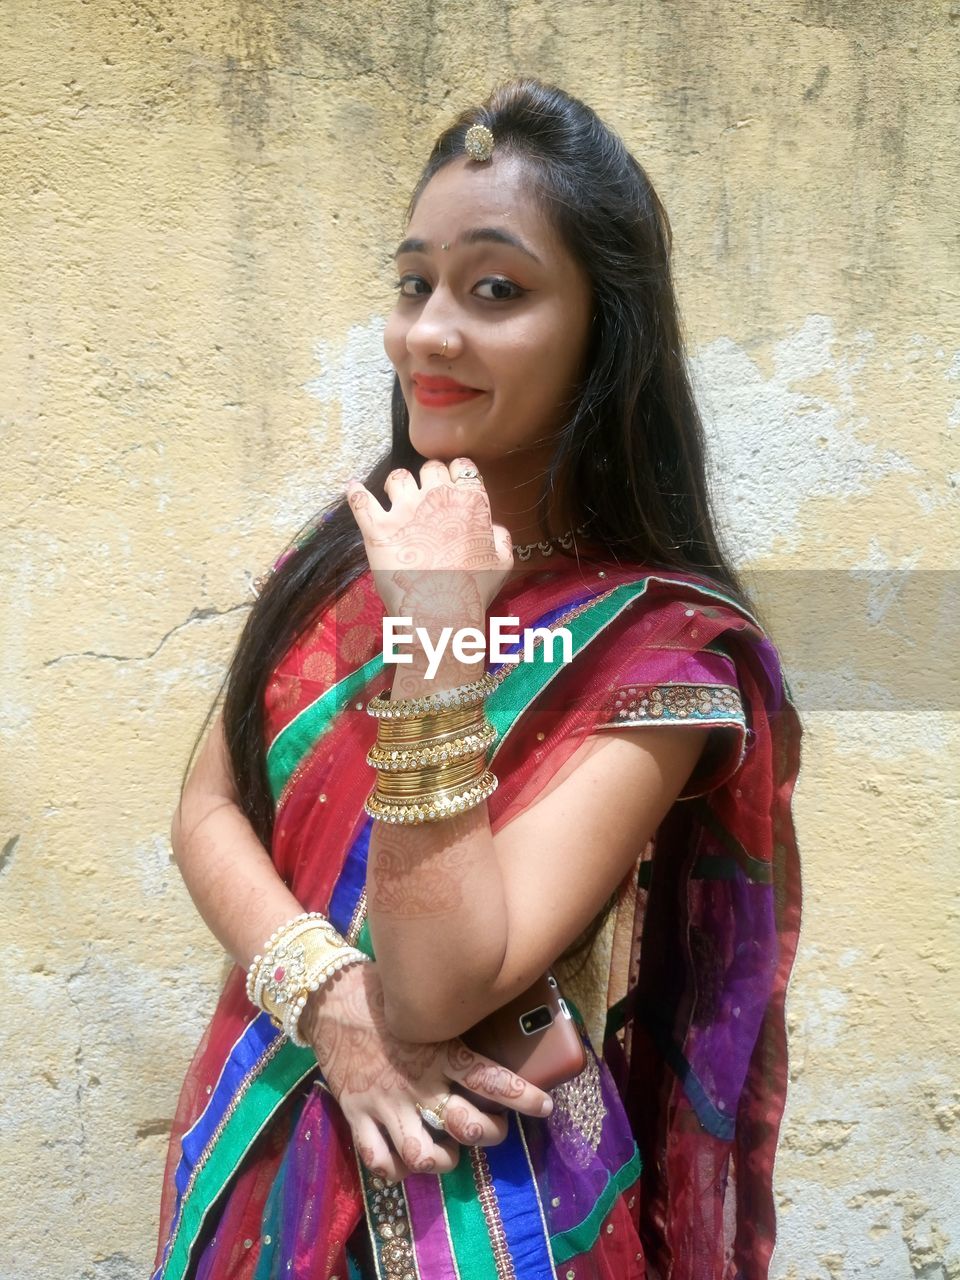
[513,524,590,561]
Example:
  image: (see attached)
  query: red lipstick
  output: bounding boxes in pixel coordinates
[411,373,485,408]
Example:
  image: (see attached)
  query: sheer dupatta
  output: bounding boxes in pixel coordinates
[153,555,801,1280]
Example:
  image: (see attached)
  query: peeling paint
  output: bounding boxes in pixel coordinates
[693,316,919,561]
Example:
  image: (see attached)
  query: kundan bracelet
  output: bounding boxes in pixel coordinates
[245,912,371,1047]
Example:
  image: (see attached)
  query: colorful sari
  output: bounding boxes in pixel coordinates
[153,552,801,1280]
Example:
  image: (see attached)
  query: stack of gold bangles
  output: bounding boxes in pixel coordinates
[363,673,499,824]
[245,912,371,1047]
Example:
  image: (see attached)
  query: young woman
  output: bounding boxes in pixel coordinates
[153,78,802,1280]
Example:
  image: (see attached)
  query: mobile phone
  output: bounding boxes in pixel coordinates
[462,972,587,1092]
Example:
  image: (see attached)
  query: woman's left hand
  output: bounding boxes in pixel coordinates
[345,458,514,621]
[300,962,553,1184]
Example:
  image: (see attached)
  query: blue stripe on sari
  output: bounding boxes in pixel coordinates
[177,1013,282,1193]
[328,816,373,937]
[153,1015,285,1280]
[483,1118,557,1280]
[167,821,378,1207]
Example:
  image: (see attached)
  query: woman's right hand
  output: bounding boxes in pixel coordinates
[299,961,554,1183]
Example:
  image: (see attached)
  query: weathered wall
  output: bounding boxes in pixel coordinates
[1,3,957,1277]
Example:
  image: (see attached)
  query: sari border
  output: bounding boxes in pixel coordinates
[355,1149,387,1280]
[515,1117,560,1279]
[266,655,383,802]
[439,1152,502,1280]
[469,1146,519,1280]
[594,682,745,730]
[178,1011,278,1180]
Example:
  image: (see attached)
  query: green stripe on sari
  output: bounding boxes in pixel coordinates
[162,1040,317,1280]
[549,1148,643,1264]
[487,580,659,758]
[438,1155,502,1280]
[266,655,384,802]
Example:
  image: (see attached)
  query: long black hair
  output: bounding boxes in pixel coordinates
[221,76,749,847]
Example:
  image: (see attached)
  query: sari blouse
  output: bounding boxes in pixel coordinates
[153,553,802,1280]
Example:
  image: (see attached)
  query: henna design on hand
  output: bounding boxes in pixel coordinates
[348,489,372,517]
[357,1142,388,1180]
[370,486,499,572]
[306,967,444,1100]
[462,1063,527,1099]
[446,1042,526,1100]
[401,1135,436,1174]
[443,1101,484,1145]
[348,469,512,620]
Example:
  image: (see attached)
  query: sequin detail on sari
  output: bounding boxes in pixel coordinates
[550,1052,608,1166]
[362,1172,416,1280]
[598,682,743,725]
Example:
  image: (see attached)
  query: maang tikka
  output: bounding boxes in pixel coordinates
[464,123,495,162]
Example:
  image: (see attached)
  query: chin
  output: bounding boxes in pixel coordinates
[409,420,476,463]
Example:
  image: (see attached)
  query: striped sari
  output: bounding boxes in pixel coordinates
[152,554,801,1280]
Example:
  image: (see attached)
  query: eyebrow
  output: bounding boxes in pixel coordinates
[393,227,543,264]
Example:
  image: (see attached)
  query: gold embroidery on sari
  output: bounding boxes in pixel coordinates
[346,887,368,947]
[363,1173,417,1280]
[597,682,742,726]
[301,648,336,684]
[469,1147,517,1280]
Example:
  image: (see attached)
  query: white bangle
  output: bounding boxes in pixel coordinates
[282,948,371,1048]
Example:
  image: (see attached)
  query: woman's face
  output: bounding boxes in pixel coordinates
[383,154,594,468]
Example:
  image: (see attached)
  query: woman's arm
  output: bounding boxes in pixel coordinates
[170,714,307,969]
[172,711,555,1183]
[366,641,710,1043]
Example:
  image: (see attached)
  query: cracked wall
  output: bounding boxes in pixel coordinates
[1,3,958,1278]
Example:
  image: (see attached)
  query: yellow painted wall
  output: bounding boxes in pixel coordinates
[2,3,957,1277]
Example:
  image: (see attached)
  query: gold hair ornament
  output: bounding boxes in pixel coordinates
[464,123,495,162]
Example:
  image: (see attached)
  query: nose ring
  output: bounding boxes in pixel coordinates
[439,337,448,358]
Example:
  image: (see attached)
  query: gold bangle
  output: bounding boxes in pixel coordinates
[373,703,487,744]
[366,722,496,771]
[364,770,499,824]
[367,673,497,720]
[373,753,486,798]
[251,915,344,1012]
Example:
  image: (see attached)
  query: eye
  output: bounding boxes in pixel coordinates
[474,276,524,301]
[395,274,430,299]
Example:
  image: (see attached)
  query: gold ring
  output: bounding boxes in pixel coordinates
[440,337,448,358]
[416,1094,451,1133]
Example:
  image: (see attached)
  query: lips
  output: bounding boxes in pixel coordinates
[411,373,485,408]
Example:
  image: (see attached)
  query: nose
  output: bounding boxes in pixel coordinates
[405,286,462,361]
